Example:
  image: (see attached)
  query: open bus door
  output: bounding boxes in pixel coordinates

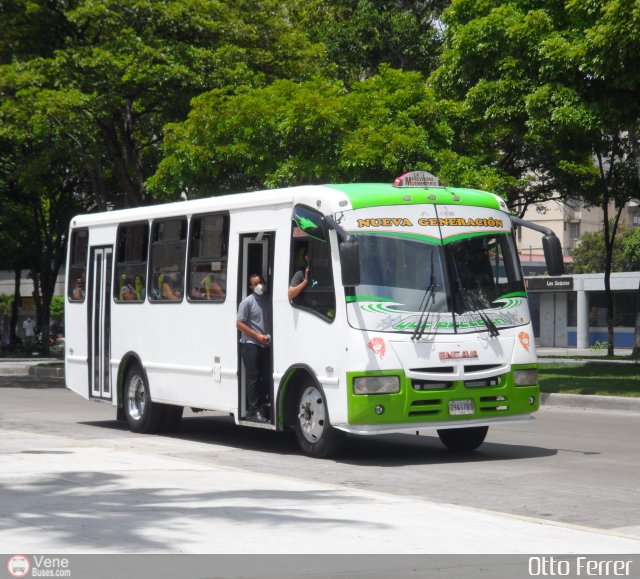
[237,233,274,424]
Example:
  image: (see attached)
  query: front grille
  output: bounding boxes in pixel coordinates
[412,379,452,391]
[465,375,502,388]
[464,364,502,373]
[410,366,455,374]
[479,395,509,412]
[408,398,441,416]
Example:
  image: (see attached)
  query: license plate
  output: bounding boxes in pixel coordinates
[449,399,475,416]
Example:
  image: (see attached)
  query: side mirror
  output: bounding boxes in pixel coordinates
[542,233,565,276]
[340,237,360,286]
[511,215,565,276]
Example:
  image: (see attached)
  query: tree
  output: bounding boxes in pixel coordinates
[434,0,640,355]
[570,227,640,273]
[0,143,86,354]
[148,67,465,196]
[0,0,326,207]
[432,1,600,214]
[287,0,449,84]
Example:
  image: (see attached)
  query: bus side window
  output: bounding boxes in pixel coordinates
[187,213,229,302]
[149,217,187,302]
[114,222,149,303]
[289,206,336,321]
[68,229,88,302]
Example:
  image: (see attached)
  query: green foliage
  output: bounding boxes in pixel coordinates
[49,296,64,321]
[287,0,448,84]
[0,295,13,317]
[0,0,327,207]
[432,1,609,213]
[569,227,640,273]
[149,67,476,195]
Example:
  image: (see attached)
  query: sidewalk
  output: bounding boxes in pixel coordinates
[537,347,637,361]
[0,357,63,378]
[537,347,635,357]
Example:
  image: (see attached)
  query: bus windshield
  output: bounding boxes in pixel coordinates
[346,233,528,335]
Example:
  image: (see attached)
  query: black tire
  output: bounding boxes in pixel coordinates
[294,384,344,458]
[159,404,183,432]
[437,426,489,451]
[123,365,165,433]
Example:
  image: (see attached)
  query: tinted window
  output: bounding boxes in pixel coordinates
[149,218,187,302]
[114,222,149,303]
[68,229,88,302]
[188,213,229,302]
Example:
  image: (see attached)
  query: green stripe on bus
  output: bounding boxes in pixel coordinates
[441,231,509,245]
[347,229,442,244]
[325,183,503,210]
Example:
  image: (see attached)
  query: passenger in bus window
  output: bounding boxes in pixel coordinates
[161,265,183,301]
[120,276,136,301]
[288,247,312,301]
[72,273,85,300]
[200,261,226,300]
[236,273,272,422]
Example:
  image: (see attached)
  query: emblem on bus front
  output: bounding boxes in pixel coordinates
[368,337,386,359]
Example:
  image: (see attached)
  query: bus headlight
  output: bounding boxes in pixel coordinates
[353,376,400,395]
[514,369,538,386]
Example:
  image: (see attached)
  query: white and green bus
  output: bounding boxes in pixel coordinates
[65,171,563,457]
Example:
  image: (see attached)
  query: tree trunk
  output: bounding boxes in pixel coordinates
[9,269,21,350]
[603,204,623,357]
[633,280,640,357]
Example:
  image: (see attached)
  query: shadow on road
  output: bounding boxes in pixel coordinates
[80,414,558,466]
[0,470,384,552]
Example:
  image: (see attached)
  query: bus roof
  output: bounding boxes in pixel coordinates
[70,183,507,228]
[325,183,506,211]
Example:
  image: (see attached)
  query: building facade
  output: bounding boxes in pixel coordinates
[527,272,639,349]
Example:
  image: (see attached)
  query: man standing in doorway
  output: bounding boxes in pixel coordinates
[236,273,272,422]
[22,317,36,354]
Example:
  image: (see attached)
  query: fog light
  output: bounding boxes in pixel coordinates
[529,396,535,405]
[375,405,384,415]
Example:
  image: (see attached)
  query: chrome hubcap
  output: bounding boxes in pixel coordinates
[298,386,326,443]
[127,374,146,421]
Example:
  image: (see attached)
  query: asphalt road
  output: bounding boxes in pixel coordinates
[1,375,639,558]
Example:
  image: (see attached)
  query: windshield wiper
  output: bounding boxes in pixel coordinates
[412,280,438,341]
[459,290,500,337]
[412,252,438,341]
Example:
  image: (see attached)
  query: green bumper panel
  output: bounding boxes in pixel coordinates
[347,368,539,425]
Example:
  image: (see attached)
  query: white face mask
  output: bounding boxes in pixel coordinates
[253,283,266,296]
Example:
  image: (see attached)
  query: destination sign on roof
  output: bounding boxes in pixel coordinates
[393,171,441,188]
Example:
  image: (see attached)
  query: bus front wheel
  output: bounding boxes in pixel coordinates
[294,385,344,458]
[124,366,165,434]
[437,426,488,451]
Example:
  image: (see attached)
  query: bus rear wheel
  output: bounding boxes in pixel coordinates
[124,366,165,434]
[294,385,344,458]
[437,426,488,451]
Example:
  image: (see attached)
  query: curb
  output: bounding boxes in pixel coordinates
[28,364,65,379]
[540,392,640,412]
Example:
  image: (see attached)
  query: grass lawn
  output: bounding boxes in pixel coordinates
[539,363,640,397]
